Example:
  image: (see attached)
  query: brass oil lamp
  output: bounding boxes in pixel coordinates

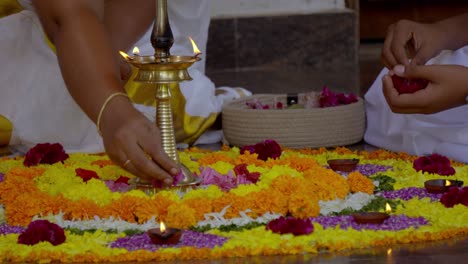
[122,0,201,192]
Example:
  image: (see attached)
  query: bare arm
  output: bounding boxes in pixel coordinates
[32,0,178,185]
[103,0,155,53]
[103,0,155,80]
[435,13,468,51]
[32,0,125,123]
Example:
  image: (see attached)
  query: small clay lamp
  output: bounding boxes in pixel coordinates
[327,158,359,172]
[147,222,183,245]
[353,203,391,225]
[424,179,464,194]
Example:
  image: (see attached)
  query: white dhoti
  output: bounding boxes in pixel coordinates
[364,47,468,163]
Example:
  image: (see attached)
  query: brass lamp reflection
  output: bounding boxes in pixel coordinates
[121,0,201,191]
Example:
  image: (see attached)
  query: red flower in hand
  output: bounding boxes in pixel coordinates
[18,220,66,246]
[266,216,314,236]
[240,139,282,161]
[413,154,455,176]
[24,143,69,167]
[75,168,100,182]
[391,75,429,94]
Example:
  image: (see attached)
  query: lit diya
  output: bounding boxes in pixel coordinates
[424,179,464,194]
[327,158,359,172]
[147,222,183,245]
[353,203,392,225]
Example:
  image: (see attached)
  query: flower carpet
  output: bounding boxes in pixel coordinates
[0,141,467,262]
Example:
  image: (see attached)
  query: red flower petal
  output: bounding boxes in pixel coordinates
[266,216,314,236]
[75,168,100,182]
[18,220,66,246]
[115,176,130,185]
[240,140,282,161]
[24,143,69,167]
[413,154,455,176]
[392,75,429,94]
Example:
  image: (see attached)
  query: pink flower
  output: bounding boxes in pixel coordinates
[75,168,100,182]
[413,154,455,176]
[240,139,282,161]
[319,86,358,108]
[105,176,132,192]
[24,143,69,167]
[266,216,314,236]
[18,220,66,246]
[199,167,237,191]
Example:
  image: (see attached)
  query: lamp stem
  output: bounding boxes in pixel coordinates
[155,83,179,163]
[152,0,174,59]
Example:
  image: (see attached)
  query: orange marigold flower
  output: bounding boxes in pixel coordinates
[288,192,320,219]
[90,159,115,168]
[134,196,174,223]
[347,171,375,194]
[269,174,303,197]
[250,189,288,217]
[197,153,235,167]
[182,197,214,220]
[104,195,145,222]
[302,168,350,200]
[282,155,320,172]
[235,152,266,167]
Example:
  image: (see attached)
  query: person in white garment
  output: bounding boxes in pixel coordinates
[364,13,468,163]
[0,0,249,185]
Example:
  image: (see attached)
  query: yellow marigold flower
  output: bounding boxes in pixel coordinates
[347,171,374,194]
[206,161,235,175]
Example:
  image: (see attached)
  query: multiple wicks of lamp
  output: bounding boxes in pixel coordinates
[122,0,202,191]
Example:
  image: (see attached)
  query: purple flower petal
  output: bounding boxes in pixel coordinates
[378,187,443,202]
[110,230,227,251]
[0,224,25,235]
[310,215,429,231]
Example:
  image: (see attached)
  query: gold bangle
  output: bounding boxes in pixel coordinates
[96,92,129,136]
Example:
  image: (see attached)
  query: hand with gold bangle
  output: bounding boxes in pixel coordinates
[30,0,180,186]
[96,91,180,186]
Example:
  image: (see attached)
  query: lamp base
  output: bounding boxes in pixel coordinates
[130,163,201,195]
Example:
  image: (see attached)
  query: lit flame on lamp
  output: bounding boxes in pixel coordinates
[387,248,392,256]
[159,221,166,233]
[132,46,140,56]
[385,203,392,213]
[119,51,131,60]
[189,37,202,57]
[445,180,451,187]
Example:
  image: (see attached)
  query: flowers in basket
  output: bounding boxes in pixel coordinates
[245,86,358,110]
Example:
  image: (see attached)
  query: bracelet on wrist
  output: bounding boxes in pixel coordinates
[96,92,129,136]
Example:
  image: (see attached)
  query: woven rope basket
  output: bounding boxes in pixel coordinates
[222,94,366,149]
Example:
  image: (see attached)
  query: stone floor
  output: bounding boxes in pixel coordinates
[171,238,468,264]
